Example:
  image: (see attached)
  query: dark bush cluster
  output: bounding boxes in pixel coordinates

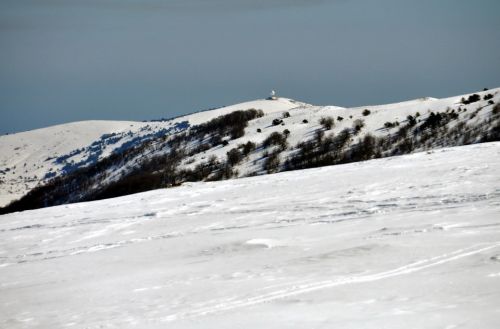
[193,109,264,140]
[493,103,500,115]
[181,156,235,182]
[209,134,222,146]
[384,121,396,129]
[285,128,352,170]
[272,118,283,126]
[241,141,256,156]
[362,109,371,116]
[352,119,364,132]
[422,112,444,129]
[406,115,417,127]
[262,131,288,150]
[319,116,334,130]
[419,111,458,131]
[263,151,281,173]
[347,134,378,162]
[461,94,481,105]
[226,148,243,166]
[189,143,211,156]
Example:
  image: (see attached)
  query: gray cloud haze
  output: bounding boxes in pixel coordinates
[1,0,499,134]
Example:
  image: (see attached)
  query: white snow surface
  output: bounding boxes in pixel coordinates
[1,142,500,328]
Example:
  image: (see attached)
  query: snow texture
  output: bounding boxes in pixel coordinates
[1,142,499,328]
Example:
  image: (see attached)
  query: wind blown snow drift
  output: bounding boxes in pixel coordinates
[1,142,499,328]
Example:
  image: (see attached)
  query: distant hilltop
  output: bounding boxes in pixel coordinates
[0,87,499,213]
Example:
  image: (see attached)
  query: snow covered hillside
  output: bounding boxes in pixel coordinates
[0,98,306,207]
[1,142,499,328]
[1,88,498,212]
[0,120,183,207]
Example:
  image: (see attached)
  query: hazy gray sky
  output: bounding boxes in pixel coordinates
[1,0,499,134]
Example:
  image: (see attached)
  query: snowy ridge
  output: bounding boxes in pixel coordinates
[0,87,499,209]
[1,142,499,328]
[0,98,306,207]
[0,120,184,207]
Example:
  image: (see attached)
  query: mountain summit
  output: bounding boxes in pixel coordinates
[1,88,499,213]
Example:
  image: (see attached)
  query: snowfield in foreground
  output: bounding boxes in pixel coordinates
[1,143,500,328]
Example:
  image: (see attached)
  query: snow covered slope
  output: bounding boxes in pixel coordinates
[1,142,499,328]
[0,120,160,206]
[1,88,498,210]
[0,98,307,207]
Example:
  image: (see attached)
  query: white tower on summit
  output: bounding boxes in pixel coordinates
[270,90,277,100]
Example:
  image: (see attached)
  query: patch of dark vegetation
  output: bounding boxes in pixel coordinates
[352,119,364,133]
[272,118,283,126]
[406,115,417,127]
[284,108,500,172]
[241,141,256,156]
[193,109,263,140]
[262,131,288,151]
[263,151,281,173]
[384,121,396,129]
[493,103,500,115]
[461,94,481,105]
[418,111,458,131]
[319,116,334,130]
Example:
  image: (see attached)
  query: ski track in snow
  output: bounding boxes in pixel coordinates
[1,143,500,328]
[3,188,497,266]
[162,243,500,321]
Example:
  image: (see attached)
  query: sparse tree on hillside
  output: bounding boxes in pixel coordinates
[241,141,256,156]
[262,132,288,151]
[227,148,243,166]
[353,119,364,132]
[264,151,280,173]
[319,116,334,130]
